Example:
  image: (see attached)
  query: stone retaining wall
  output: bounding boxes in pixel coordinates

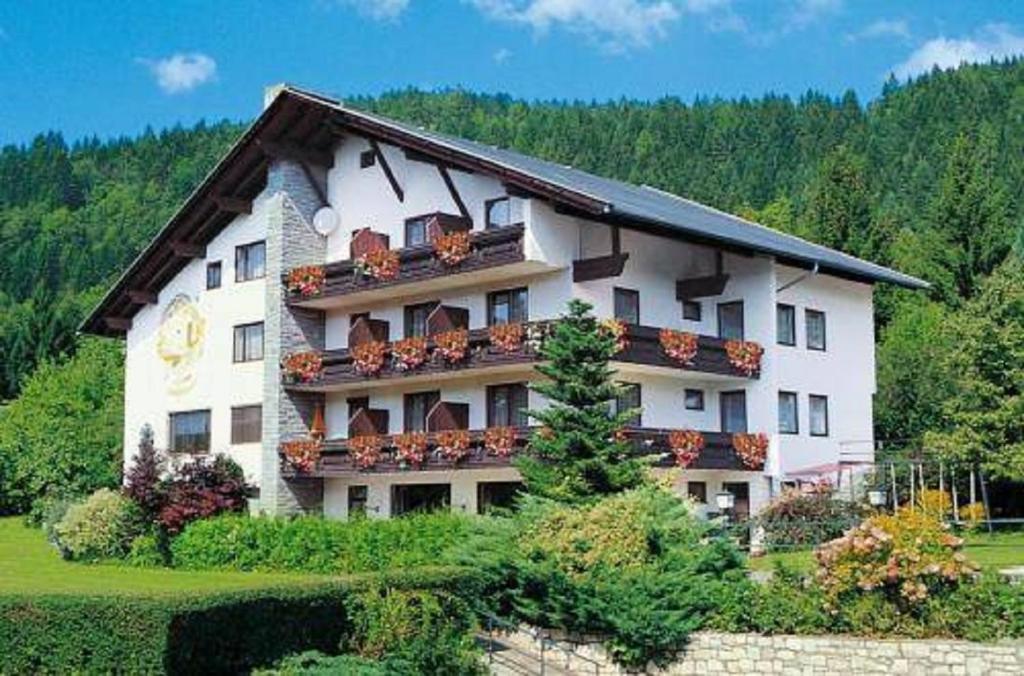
[547,631,1024,675]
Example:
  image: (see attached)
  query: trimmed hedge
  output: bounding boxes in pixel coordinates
[0,568,479,675]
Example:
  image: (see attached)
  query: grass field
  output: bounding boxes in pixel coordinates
[748,530,1024,573]
[0,517,327,596]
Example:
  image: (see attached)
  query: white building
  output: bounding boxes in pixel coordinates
[83,85,926,520]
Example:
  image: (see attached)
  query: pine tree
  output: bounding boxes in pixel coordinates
[516,300,647,503]
[124,424,165,520]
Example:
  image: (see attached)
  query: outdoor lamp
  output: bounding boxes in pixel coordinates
[715,491,735,511]
[868,489,886,507]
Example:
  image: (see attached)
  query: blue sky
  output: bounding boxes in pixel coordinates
[0,1,1021,146]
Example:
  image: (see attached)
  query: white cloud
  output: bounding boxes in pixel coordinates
[468,0,740,52]
[845,18,909,43]
[139,53,217,94]
[493,47,513,63]
[336,0,410,21]
[893,23,1024,80]
[786,0,840,31]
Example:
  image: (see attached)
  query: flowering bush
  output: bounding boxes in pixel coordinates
[917,488,952,519]
[282,351,323,383]
[484,426,517,458]
[725,339,763,376]
[158,455,248,535]
[431,230,472,266]
[435,429,472,463]
[395,432,429,467]
[667,429,704,468]
[814,510,979,610]
[755,482,867,552]
[659,329,698,365]
[286,264,326,297]
[600,318,630,354]
[281,438,322,473]
[732,432,769,469]
[433,328,469,363]
[489,322,524,353]
[355,249,400,281]
[391,336,428,371]
[350,435,385,469]
[52,489,145,561]
[352,340,388,376]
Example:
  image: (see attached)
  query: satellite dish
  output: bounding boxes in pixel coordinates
[313,207,339,236]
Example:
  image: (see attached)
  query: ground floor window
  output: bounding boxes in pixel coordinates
[721,481,751,521]
[169,409,211,453]
[686,481,707,504]
[348,485,368,517]
[478,481,523,513]
[391,483,450,516]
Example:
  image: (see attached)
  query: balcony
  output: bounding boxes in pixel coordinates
[281,427,766,478]
[286,224,559,311]
[282,322,760,394]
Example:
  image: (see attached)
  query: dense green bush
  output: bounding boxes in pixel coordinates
[709,565,832,635]
[171,512,475,574]
[754,484,867,552]
[255,651,396,675]
[0,568,478,675]
[52,488,146,561]
[467,487,746,670]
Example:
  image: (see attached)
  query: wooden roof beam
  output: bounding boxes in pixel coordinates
[104,317,133,332]
[215,195,253,215]
[259,139,334,168]
[128,290,158,305]
[170,241,206,258]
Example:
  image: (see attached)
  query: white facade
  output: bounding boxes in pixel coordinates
[120,113,880,520]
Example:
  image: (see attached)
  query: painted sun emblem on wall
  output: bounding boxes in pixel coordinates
[156,294,207,395]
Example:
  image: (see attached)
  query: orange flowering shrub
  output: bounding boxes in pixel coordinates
[433,328,469,363]
[732,432,768,469]
[600,318,630,354]
[395,432,429,467]
[349,434,384,469]
[489,322,524,353]
[392,336,428,371]
[659,329,698,365]
[814,510,979,610]
[281,351,323,383]
[286,265,326,297]
[436,429,472,463]
[725,339,763,376]
[352,340,388,375]
[432,230,472,266]
[668,429,704,469]
[355,249,399,281]
[281,439,322,473]
[484,426,517,458]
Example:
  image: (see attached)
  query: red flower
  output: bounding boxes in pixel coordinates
[489,323,524,353]
[282,351,323,383]
[432,230,472,266]
[484,427,517,458]
[349,435,384,469]
[659,329,699,365]
[725,340,763,376]
[668,429,705,469]
[352,341,388,376]
[286,265,326,297]
[355,249,399,281]
[433,329,469,364]
[392,336,428,371]
[732,432,769,470]
[436,429,472,463]
[281,438,322,473]
[395,432,429,467]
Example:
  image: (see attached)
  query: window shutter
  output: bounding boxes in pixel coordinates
[427,305,469,334]
[426,401,470,432]
[350,228,390,259]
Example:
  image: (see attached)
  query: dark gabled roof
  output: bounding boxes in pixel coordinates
[82,84,926,336]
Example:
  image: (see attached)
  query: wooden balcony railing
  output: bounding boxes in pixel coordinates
[285,224,526,304]
[282,322,759,391]
[281,427,764,477]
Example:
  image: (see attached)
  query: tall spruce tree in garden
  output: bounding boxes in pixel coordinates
[517,299,647,503]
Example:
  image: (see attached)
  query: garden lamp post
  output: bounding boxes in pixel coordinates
[868,489,886,509]
[715,491,735,522]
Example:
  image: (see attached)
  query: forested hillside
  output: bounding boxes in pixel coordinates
[1,59,1023,513]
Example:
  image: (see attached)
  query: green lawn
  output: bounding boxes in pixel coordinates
[0,517,327,596]
[748,530,1024,574]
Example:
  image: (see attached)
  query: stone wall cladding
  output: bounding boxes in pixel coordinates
[261,158,328,515]
[530,631,1024,675]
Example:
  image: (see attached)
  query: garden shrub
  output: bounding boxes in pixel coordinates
[255,651,397,675]
[171,511,475,574]
[158,454,248,534]
[52,488,145,560]
[126,532,171,567]
[0,568,478,675]
[754,482,866,552]
[709,565,831,636]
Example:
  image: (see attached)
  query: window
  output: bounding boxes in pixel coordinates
[206,261,222,290]
[348,485,368,516]
[478,482,523,513]
[612,382,642,426]
[686,481,707,504]
[683,300,702,321]
[809,395,829,436]
[405,216,430,248]
[231,405,262,444]
[806,309,826,351]
[613,288,640,324]
[359,149,376,168]
[485,197,512,229]
[487,287,528,326]
[722,481,751,521]
[776,304,796,346]
[235,241,266,282]
[487,383,529,427]
[169,410,211,454]
[404,301,438,338]
[778,391,798,435]
[684,389,705,411]
[717,301,744,340]
[391,483,450,516]
[233,322,264,362]
[404,390,440,432]
[720,390,748,433]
